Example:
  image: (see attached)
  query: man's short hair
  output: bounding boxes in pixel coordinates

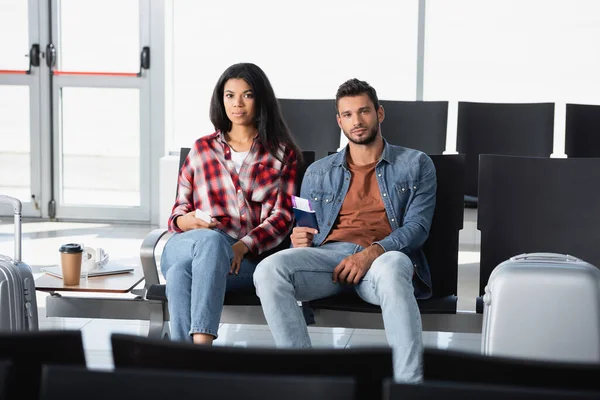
[335,78,380,113]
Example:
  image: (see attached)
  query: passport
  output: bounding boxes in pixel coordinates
[291,195,319,230]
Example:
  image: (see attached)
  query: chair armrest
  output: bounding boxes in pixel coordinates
[140,228,171,289]
[146,284,167,301]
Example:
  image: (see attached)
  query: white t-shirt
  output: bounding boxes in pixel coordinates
[230,148,249,173]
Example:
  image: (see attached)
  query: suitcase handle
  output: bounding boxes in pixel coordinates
[0,195,22,262]
[511,252,580,263]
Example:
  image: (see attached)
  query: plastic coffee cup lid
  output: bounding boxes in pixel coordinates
[59,243,83,254]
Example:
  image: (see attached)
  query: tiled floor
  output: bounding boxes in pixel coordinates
[0,212,483,370]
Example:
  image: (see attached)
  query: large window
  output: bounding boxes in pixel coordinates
[0,0,29,70]
[170,0,419,151]
[58,0,139,73]
[424,0,600,103]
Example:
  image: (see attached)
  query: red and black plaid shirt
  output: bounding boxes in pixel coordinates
[168,131,298,255]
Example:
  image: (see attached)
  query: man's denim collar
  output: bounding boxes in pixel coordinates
[330,138,393,168]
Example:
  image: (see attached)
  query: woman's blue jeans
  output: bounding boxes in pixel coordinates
[160,228,256,341]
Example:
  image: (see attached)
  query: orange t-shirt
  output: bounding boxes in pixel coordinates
[323,159,392,248]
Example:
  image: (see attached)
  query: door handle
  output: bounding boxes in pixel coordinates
[29,44,40,67]
[45,43,56,69]
[137,46,150,77]
[29,44,40,70]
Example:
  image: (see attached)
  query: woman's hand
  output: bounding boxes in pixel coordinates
[175,211,217,232]
[230,241,250,275]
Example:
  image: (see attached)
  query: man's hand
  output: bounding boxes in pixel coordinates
[230,241,250,275]
[290,227,318,248]
[333,245,385,284]
[175,211,217,232]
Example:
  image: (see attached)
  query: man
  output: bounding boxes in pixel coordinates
[253,78,436,382]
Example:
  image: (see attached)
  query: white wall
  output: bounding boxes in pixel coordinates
[169,0,419,152]
[424,0,600,104]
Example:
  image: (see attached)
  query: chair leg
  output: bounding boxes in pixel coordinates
[148,301,170,340]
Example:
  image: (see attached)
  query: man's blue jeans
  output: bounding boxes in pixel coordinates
[253,242,423,383]
[160,229,256,341]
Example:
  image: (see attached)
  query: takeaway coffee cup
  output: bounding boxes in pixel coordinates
[59,243,83,285]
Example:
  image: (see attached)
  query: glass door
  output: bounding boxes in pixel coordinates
[49,0,151,221]
[0,0,43,217]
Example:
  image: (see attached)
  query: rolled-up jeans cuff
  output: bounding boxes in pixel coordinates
[189,328,218,339]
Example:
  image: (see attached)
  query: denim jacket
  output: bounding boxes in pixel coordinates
[300,140,436,299]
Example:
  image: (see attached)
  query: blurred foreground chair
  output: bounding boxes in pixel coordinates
[111,333,390,400]
[423,348,600,393]
[0,330,85,400]
[41,365,355,400]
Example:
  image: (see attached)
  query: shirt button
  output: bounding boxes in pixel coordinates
[325,199,329,203]
[314,197,318,200]
[383,193,387,197]
[413,186,417,190]
[401,187,406,192]
[378,174,382,177]
[238,189,242,193]
[391,218,395,222]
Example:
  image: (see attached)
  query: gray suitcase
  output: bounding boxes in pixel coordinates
[482,252,600,363]
[0,195,38,332]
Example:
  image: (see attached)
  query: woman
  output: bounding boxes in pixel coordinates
[161,63,300,344]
